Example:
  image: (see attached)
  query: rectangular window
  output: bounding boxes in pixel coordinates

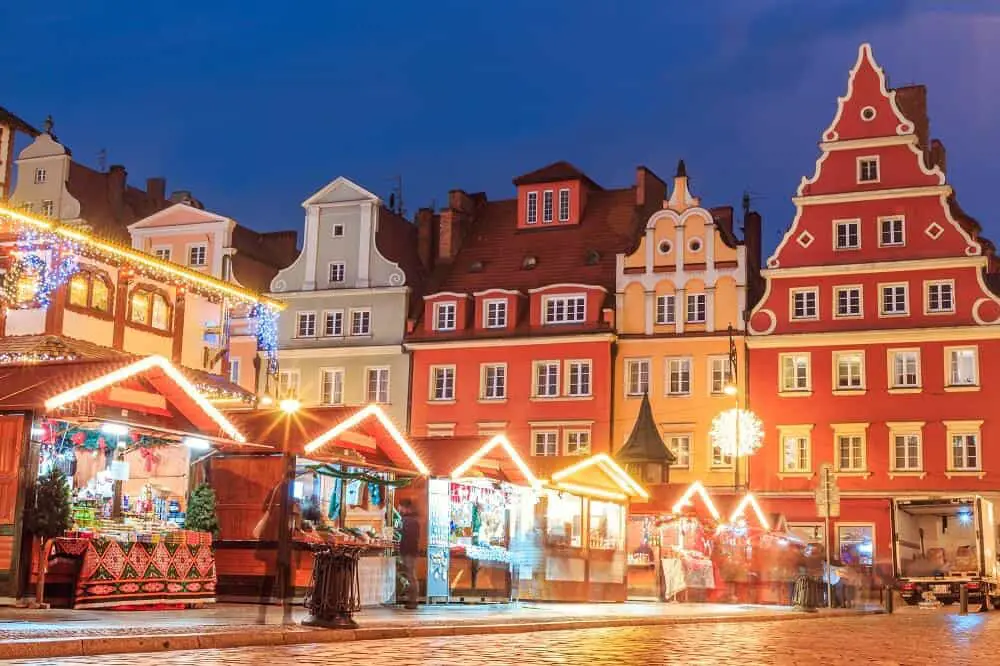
[780,353,810,392]
[153,247,172,261]
[656,295,675,325]
[188,244,207,267]
[542,190,554,223]
[535,361,560,397]
[951,433,980,471]
[565,430,591,456]
[434,302,457,331]
[893,433,922,471]
[482,364,506,400]
[526,192,538,224]
[626,359,650,396]
[277,370,300,399]
[332,223,345,237]
[880,217,905,246]
[709,356,733,395]
[782,435,811,473]
[558,189,571,221]
[837,434,865,472]
[366,368,390,403]
[329,262,346,283]
[533,431,558,457]
[791,289,818,320]
[41,200,54,217]
[666,358,691,396]
[668,435,691,469]
[835,220,860,249]
[430,366,455,401]
[567,361,592,397]
[33,168,46,184]
[544,295,586,324]
[323,310,344,337]
[686,293,706,323]
[712,443,733,469]
[320,368,344,405]
[484,299,507,328]
[296,312,316,337]
[880,284,908,315]
[948,348,978,387]
[835,286,862,318]
[858,157,879,183]
[835,352,865,390]
[350,309,371,336]
[890,350,920,388]
[926,281,954,313]
[229,358,241,385]
[838,525,875,567]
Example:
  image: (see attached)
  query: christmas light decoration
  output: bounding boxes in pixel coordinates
[1,251,79,308]
[550,453,648,499]
[709,407,764,458]
[302,404,430,475]
[0,351,78,365]
[251,303,280,355]
[671,481,722,521]
[451,435,540,488]
[729,492,770,530]
[554,481,627,502]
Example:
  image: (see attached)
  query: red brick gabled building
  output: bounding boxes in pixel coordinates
[747,44,1000,566]
[406,162,664,465]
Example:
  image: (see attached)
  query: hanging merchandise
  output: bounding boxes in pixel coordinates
[327,478,342,520]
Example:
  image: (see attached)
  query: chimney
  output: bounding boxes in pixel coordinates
[448,189,475,215]
[744,211,763,273]
[108,165,127,217]
[437,190,476,264]
[930,139,947,174]
[146,177,166,202]
[416,207,436,271]
[635,166,666,211]
[894,85,929,151]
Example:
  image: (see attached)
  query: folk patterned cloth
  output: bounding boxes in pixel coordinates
[53,536,216,609]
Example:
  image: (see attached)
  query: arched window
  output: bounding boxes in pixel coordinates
[129,285,172,331]
[67,269,114,314]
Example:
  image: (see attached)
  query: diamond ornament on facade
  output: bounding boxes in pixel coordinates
[925,222,944,240]
[796,231,815,248]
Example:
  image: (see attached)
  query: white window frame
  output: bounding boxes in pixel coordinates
[565,360,592,397]
[426,424,456,438]
[483,299,508,328]
[328,262,346,284]
[667,434,691,469]
[779,352,811,394]
[365,366,390,404]
[833,285,863,319]
[779,426,813,474]
[480,363,507,400]
[833,219,861,250]
[888,422,924,473]
[558,188,571,222]
[879,282,909,317]
[434,301,457,331]
[152,246,172,262]
[322,309,344,337]
[350,308,372,336]
[888,348,921,390]
[33,168,47,184]
[533,361,560,398]
[945,346,979,389]
[332,223,345,238]
[665,357,692,396]
[945,420,984,473]
[564,429,591,456]
[296,311,317,338]
[924,279,955,315]
[832,423,868,473]
[526,191,538,224]
[686,293,706,323]
[532,430,559,457]
[187,243,208,267]
[277,369,301,400]
[833,350,865,392]
[857,155,880,184]
[542,190,554,223]
[625,358,650,397]
[790,288,819,321]
[543,294,586,324]
[229,357,242,385]
[429,365,456,402]
[878,216,905,247]
[711,439,734,469]
[320,367,345,405]
[708,356,733,395]
[655,294,675,325]
[40,199,54,217]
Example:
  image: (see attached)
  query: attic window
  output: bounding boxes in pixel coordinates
[522,255,538,270]
[469,260,484,273]
[585,250,601,266]
[861,106,877,122]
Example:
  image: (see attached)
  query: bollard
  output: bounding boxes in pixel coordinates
[960,584,968,615]
[884,585,894,613]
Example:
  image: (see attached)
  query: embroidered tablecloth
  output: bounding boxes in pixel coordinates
[53,536,216,609]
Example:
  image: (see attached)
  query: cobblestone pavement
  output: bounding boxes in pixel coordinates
[5,609,993,666]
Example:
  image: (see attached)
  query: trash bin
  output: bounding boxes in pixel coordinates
[303,544,363,628]
[793,574,818,612]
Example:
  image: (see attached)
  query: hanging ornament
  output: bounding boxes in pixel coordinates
[709,408,764,457]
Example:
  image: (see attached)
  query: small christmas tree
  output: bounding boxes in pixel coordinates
[184,484,220,537]
[24,468,72,541]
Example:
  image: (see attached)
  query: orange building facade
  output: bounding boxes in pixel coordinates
[747,44,1000,567]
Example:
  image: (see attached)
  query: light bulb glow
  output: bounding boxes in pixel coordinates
[709,407,764,457]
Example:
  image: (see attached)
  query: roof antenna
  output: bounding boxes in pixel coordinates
[97,148,107,172]
[387,175,404,216]
[741,190,765,233]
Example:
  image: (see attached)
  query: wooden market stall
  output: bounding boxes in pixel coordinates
[212,405,429,607]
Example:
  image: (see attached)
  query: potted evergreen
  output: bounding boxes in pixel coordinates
[184,483,220,538]
[23,468,72,606]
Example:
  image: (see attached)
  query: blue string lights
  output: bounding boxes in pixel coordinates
[251,303,280,368]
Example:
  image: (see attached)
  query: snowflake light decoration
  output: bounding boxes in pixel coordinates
[709,408,764,457]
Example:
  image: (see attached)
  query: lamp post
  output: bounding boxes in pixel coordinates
[723,324,740,491]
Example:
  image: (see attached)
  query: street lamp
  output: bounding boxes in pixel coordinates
[726,324,740,490]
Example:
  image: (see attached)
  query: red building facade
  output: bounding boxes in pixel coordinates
[406,162,664,465]
[747,44,1000,567]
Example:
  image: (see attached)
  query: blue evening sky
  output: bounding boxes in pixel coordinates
[3,1,999,252]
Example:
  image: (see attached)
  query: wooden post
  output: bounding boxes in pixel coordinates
[112,271,131,349]
[172,291,186,363]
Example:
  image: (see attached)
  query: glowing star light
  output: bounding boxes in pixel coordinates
[709,407,764,458]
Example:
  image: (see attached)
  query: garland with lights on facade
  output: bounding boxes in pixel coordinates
[1,251,79,309]
[0,351,79,365]
[306,463,413,488]
[251,303,280,357]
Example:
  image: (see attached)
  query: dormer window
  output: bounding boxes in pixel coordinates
[858,157,879,183]
[434,302,457,331]
[526,192,538,224]
[544,295,586,324]
[542,190,554,223]
[484,299,507,328]
[558,189,570,221]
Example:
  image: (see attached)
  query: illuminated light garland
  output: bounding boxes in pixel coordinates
[671,481,722,521]
[0,351,79,365]
[550,453,648,499]
[554,481,627,502]
[451,434,540,489]
[251,303,280,356]
[43,355,246,443]
[302,404,430,475]
[1,251,80,309]
[729,492,770,530]
[709,407,764,458]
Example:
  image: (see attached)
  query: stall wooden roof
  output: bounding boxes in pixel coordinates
[413,434,539,488]
[546,454,648,502]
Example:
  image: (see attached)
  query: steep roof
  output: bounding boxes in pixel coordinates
[615,393,676,464]
[0,107,39,136]
[512,160,601,189]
